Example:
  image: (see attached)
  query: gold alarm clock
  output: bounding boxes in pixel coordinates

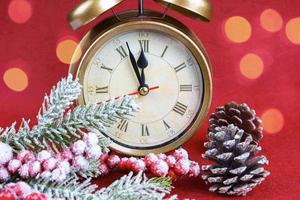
[69,0,213,156]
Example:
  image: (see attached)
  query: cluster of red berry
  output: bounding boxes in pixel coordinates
[0,132,103,183]
[98,148,200,181]
[0,182,49,200]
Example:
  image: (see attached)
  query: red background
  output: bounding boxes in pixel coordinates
[0,0,300,199]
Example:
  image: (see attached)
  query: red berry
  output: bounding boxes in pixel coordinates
[0,189,14,200]
[99,154,109,163]
[118,158,129,171]
[131,159,146,173]
[25,192,48,200]
[106,155,120,169]
[165,155,176,168]
[173,148,189,161]
[144,153,158,167]
[150,160,169,177]
[98,163,109,175]
[167,170,178,181]
[174,159,190,176]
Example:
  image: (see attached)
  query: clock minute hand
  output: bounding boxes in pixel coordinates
[126,42,143,86]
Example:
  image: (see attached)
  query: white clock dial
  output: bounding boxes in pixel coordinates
[83,30,204,149]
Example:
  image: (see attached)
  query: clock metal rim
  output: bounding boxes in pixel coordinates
[69,12,212,156]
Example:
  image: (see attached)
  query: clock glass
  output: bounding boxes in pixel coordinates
[82,29,204,151]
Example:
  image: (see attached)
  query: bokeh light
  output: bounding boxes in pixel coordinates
[3,68,28,92]
[225,16,252,43]
[56,39,82,64]
[260,9,283,32]
[8,0,32,24]
[261,109,284,134]
[240,53,264,79]
[286,17,300,45]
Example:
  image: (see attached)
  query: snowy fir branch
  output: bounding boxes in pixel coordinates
[0,74,139,153]
[27,172,175,200]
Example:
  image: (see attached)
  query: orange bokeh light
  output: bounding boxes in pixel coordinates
[260,9,283,32]
[261,109,284,134]
[225,16,252,43]
[56,39,82,64]
[286,17,300,45]
[3,68,28,92]
[8,0,32,24]
[240,53,264,79]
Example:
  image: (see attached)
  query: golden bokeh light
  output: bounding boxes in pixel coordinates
[3,68,28,92]
[225,16,252,43]
[260,9,283,32]
[56,39,82,64]
[8,0,32,24]
[261,109,284,134]
[286,17,300,45]
[240,53,264,79]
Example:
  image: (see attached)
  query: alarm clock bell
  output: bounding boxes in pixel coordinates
[68,0,212,30]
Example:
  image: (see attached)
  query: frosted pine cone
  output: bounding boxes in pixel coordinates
[202,124,270,196]
[209,102,263,143]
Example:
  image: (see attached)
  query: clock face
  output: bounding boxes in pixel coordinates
[82,29,205,151]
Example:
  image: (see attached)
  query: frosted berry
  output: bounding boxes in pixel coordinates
[7,159,22,173]
[83,132,99,147]
[132,159,146,173]
[0,167,10,182]
[99,163,109,175]
[173,148,189,161]
[157,153,167,160]
[0,143,13,165]
[73,156,89,171]
[144,153,158,167]
[24,151,36,163]
[99,153,109,163]
[18,164,30,179]
[118,157,129,171]
[17,150,30,163]
[106,155,121,169]
[62,148,73,160]
[56,160,71,174]
[165,155,176,168]
[174,159,190,176]
[150,160,169,177]
[72,140,87,156]
[51,169,66,183]
[29,161,42,177]
[188,161,200,177]
[0,189,14,200]
[25,192,48,200]
[15,182,32,198]
[85,145,102,160]
[42,158,57,171]
[168,170,178,181]
[40,171,51,179]
[37,150,52,163]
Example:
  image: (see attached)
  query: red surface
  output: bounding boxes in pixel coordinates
[0,0,300,199]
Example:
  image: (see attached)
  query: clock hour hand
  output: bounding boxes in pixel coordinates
[126,42,143,87]
[137,48,148,86]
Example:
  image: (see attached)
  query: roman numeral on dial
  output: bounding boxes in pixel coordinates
[100,64,113,73]
[173,102,188,116]
[180,85,193,92]
[117,119,128,132]
[142,124,150,136]
[163,120,171,130]
[139,40,149,52]
[174,62,187,72]
[116,45,128,59]
[96,86,108,94]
